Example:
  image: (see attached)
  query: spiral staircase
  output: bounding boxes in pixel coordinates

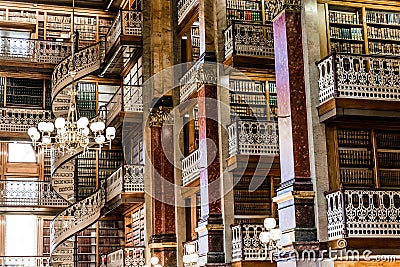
[47,10,143,267]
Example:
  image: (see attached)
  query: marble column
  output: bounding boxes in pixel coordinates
[196,79,225,266]
[148,103,177,267]
[272,2,319,265]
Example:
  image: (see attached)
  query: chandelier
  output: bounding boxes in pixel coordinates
[27,0,115,155]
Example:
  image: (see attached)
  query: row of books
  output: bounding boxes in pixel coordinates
[340,168,373,185]
[78,188,96,198]
[77,254,96,262]
[75,16,96,25]
[366,10,400,26]
[269,95,277,106]
[98,237,124,245]
[227,9,262,23]
[226,0,262,11]
[268,82,276,93]
[234,202,271,215]
[337,129,370,146]
[229,80,265,93]
[378,152,400,167]
[368,42,400,55]
[99,220,124,229]
[230,93,266,105]
[338,149,372,166]
[368,26,400,41]
[376,132,400,148]
[329,10,360,25]
[331,41,363,54]
[230,105,267,117]
[6,95,42,106]
[99,229,124,236]
[330,26,363,40]
[8,11,37,23]
[78,177,96,186]
[47,14,71,23]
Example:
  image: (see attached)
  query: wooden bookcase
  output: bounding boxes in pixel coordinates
[125,206,145,247]
[327,127,400,190]
[76,150,97,200]
[74,15,97,48]
[324,3,400,56]
[77,82,97,119]
[226,0,263,25]
[97,149,124,184]
[97,219,125,259]
[77,226,97,267]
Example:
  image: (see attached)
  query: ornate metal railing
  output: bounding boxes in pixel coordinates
[182,149,200,186]
[227,120,279,157]
[101,247,145,267]
[106,164,144,201]
[0,108,52,132]
[52,42,102,99]
[183,240,198,267]
[0,256,51,267]
[0,180,69,207]
[224,22,274,60]
[0,36,71,64]
[105,85,143,124]
[326,189,400,240]
[231,224,266,261]
[180,61,217,103]
[50,187,105,254]
[105,10,142,54]
[317,53,400,104]
[178,0,198,25]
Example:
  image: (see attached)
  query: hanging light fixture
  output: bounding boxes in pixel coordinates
[27,0,115,155]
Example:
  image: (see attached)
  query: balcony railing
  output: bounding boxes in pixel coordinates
[105,10,143,54]
[183,240,198,267]
[0,180,69,207]
[178,0,198,25]
[101,247,145,267]
[228,120,279,157]
[0,108,52,132]
[180,61,217,103]
[318,53,400,104]
[0,36,71,64]
[106,165,145,202]
[326,189,400,240]
[0,256,50,267]
[105,85,143,124]
[182,149,200,186]
[224,22,274,60]
[232,224,266,261]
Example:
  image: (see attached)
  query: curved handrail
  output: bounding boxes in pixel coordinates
[50,186,105,254]
[51,41,103,102]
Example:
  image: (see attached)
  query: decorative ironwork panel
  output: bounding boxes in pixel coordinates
[0,180,69,207]
[227,120,279,157]
[124,85,143,112]
[178,0,198,25]
[231,224,266,262]
[106,167,124,202]
[0,256,51,267]
[105,247,145,267]
[0,108,52,132]
[182,149,200,186]
[124,165,144,192]
[318,53,400,104]
[224,23,274,59]
[122,11,142,36]
[326,190,345,240]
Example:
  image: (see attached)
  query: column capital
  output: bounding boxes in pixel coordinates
[148,106,173,128]
[268,0,301,20]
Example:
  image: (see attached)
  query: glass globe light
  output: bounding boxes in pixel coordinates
[270,229,282,241]
[38,122,47,132]
[42,136,51,145]
[186,244,196,254]
[28,127,38,137]
[188,253,198,263]
[259,231,271,243]
[95,135,105,144]
[77,117,89,129]
[55,117,66,129]
[182,255,190,264]
[46,122,54,133]
[106,127,116,140]
[264,218,276,230]
[150,257,159,265]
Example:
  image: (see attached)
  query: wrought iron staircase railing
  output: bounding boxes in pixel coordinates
[0,256,51,267]
[0,108,52,133]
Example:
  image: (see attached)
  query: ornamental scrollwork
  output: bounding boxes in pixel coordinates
[148,106,173,127]
[265,0,302,19]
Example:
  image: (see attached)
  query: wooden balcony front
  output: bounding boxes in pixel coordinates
[177,0,199,31]
[326,188,400,249]
[224,22,274,70]
[101,10,143,76]
[100,247,145,267]
[317,53,400,122]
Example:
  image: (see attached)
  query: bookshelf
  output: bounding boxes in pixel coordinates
[97,219,125,259]
[376,130,400,187]
[75,15,97,48]
[8,9,37,24]
[39,217,52,257]
[229,79,277,121]
[46,13,71,42]
[226,0,263,25]
[77,82,97,119]
[98,17,114,41]
[0,77,4,107]
[76,150,97,200]
[98,149,124,183]
[191,24,200,61]
[125,206,145,247]
[77,226,97,267]
[5,78,44,108]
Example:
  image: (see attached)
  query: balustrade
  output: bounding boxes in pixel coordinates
[231,224,266,261]
[326,189,400,240]
[318,53,400,104]
[227,120,279,157]
[0,36,71,64]
[0,180,69,207]
[106,10,142,54]
[182,149,200,186]
[178,0,198,25]
[106,165,144,202]
[0,108,52,132]
[0,256,50,267]
[224,22,274,59]
[102,247,145,267]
